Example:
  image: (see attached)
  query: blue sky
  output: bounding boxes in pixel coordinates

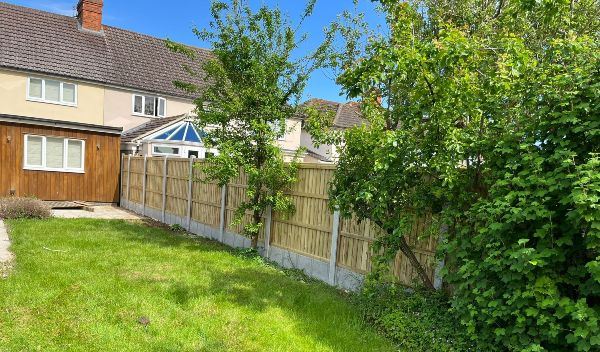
[7,0,385,102]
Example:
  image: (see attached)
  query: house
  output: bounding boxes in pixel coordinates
[121,113,304,161]
[300,99,364,163]
[0,0,212,202]
[0,0,309,202]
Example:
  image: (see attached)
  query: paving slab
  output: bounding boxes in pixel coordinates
[52,206,143,220]
[0,220,12,263]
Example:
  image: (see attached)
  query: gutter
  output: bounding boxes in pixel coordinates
[0,114,123,135]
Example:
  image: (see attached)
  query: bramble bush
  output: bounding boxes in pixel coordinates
[313,0,600,350]
[444,37,600,351]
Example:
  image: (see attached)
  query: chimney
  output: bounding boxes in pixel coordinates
[77,0,103,32]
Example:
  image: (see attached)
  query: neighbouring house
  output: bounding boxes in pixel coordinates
[300,99,364,163]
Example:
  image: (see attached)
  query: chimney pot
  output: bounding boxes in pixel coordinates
[77,0,103,32]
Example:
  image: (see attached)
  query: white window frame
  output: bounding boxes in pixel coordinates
[132,94,167,118]
[152,144,181,157]
[26,77,78,107]
[23,134,85,173]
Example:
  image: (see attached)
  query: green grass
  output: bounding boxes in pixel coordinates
[0,218,395,352]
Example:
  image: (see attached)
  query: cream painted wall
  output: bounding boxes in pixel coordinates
[1,68,313,159]
[0,69,104,125]
[103,87,196,131]
[300,129,335,161]
[278,118,302,152]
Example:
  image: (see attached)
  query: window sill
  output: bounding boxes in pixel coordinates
[132,112,165,118]
[152,153,180,157]
[26,98,77,108]
[23,166,84,174]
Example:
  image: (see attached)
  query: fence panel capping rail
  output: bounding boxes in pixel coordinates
[120,155,443,291]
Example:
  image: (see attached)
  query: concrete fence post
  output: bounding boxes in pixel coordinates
[119,154,124,204]
[126,155,131,204]
[433,221,447,290]
[328,210,341,285]
[186,157,195,231]
[142,156,148,216]
[264,205,273,258]
[219,185,227,243]
[161,156,168,223]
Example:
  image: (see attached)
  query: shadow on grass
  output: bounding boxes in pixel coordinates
[107,220,375,350]
[33,218,387,351]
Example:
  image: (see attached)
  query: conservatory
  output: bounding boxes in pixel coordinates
[121,114,217,158]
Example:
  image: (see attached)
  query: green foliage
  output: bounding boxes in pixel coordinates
[316,0,600,350]
[443,36,600,351]
[169,0,328,248]
[169,224,185,233]
[358,283,474,351]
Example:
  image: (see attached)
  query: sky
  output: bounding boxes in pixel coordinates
[6,0,386,103]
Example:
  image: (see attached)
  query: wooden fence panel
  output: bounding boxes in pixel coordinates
[337,217,383,273]
[145,158,164,210]
[191,161,222,228]
[391,214,438,285]
[165,158,189,217]
[271,165,336,261]
[225,170,266,240]
[121,157,440,288]
[128,157,145,204]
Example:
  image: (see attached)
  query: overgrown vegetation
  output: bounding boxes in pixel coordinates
[0,197,51,220]
[309,0,600,350]
[357,283,474,351]
[168,0,328,248]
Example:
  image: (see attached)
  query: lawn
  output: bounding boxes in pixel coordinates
[0,218,395,352]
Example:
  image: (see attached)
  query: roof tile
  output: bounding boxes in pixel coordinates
[0,1,212,99]
[302,98,365,129]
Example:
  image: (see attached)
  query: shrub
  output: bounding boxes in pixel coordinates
[169,224,185,233]
[0,197,51,220]
[358,283,475,351]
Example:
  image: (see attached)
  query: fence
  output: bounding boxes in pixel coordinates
[120,155,442,291]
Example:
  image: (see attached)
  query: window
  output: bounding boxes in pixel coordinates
[24,135,85,173]
[153,145,179,156]
[133,94,166,117]
[27,77,77,106]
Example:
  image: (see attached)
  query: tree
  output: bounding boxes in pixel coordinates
[168,0,327,249]
[312,0,600,349]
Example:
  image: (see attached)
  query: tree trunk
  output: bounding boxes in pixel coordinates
[249,182,262,249]
[250,207,261,249]
[397,235,435,290]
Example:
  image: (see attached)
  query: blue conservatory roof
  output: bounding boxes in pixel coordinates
[153,121,205,143]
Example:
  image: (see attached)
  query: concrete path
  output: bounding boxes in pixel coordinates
[0,220,12,264]
[52,205,142,220]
